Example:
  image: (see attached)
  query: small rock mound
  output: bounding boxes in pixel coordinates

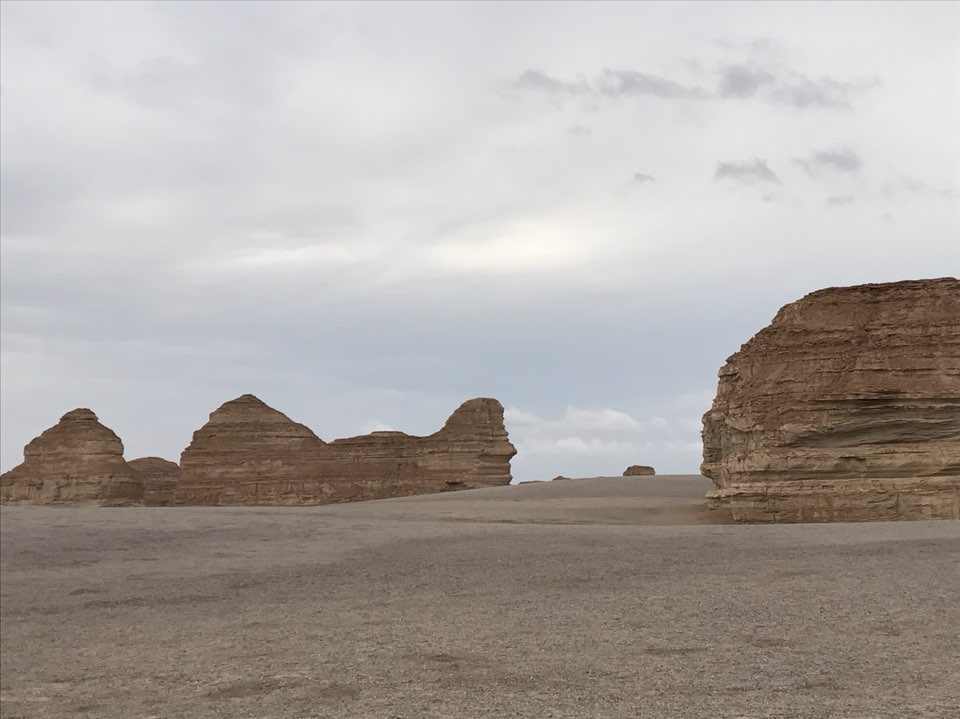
[128,457,180,506]
[1,409,143,506]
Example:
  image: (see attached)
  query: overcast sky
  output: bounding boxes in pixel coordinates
[2,1,958,481]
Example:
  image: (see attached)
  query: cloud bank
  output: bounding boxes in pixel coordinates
[2,2,957,481]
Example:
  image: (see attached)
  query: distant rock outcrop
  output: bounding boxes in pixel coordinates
[623,465,656,476]
[0,409,143,506]
[2,395,518,508]
[702,278,960,523]
[128,457,180,506]
[173,396,517,506]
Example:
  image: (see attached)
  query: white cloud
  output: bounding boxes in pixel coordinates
[360,419,398,434]
[504,402,709,480]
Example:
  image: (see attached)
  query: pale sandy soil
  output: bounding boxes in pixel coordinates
[1,476,958,718]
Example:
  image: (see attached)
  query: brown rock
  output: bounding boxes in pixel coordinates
[175,394,325,505]
[623,465,656,476]
[701,278,960,523]
[174,396,517,506]
[0,409,143,506]
[128,457,180,506]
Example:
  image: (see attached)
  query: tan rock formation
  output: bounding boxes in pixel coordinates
[0,409,143,506]
[175,394,325,505]
[701,277,960,523]
[174,396,516,506]
[623,465,656,476]
[128,457,180,506]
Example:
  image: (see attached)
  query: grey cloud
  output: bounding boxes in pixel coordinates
[509,64,876,111]
[596,69,706,99]
[881,177,957,199]
[773,75,879,109]
[506,68,706,102]
[714,159,780,185]
[566,125,591,137]
[633,173,655,184]
[795,146,863,175]
[713,39,879,110]
[718,64,775,98]
[826,195,855,206]
[508,69,590,97]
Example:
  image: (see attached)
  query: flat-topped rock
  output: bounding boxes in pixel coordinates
[0,409,143,506]
[174,396,517,506]
[701,277,960,522]
[623,465,656,476]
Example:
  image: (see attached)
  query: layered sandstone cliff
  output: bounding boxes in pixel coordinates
[701,277,960,522]
[173,396,516,506]
[0,409,144,506]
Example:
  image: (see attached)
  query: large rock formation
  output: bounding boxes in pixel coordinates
[701,277,960,523]
[0,409,144,506]
[175,394,326,505]
[128,457,181,506]
[623,465,656,476]
[174,396,517,506]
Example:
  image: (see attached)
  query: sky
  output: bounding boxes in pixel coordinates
[1,1,958,482]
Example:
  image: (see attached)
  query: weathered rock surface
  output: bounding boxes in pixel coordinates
[702,277,960,523]
[623,465,656,476]
[128,457,180,506]
[174,396,517,506]
[0,409,143,506]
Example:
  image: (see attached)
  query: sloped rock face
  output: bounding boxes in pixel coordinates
[0,409,143,506]
[174,396,517,506]
[623,465,656,476]
[701,277,960,523]
[175,394,326,505]
[128,457,181,506]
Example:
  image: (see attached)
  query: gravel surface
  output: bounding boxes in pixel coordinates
[1,477,958,718]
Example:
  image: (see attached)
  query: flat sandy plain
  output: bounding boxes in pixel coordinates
[1,476,958,719]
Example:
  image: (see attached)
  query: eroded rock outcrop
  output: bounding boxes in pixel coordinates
[702,277,960,523]
[174,396,516,505]
[175,394,326,505]
[623,465,656,476]
[0,409,143,506]
[128,457,181,506]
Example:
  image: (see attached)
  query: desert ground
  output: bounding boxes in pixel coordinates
[1,476,958,719]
